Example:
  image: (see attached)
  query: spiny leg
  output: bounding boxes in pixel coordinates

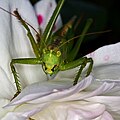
[13,10,40,58]
[73,57,93,85]
[10,58,42,98]
[73,58,87,85]
[86,58,93,77]
[60,57,92,83]
[10,62,21,98]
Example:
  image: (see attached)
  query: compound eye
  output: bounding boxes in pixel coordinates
[51,64,57,72]
[43,62,47,70]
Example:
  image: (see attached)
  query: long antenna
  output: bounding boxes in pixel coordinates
[58,30,111,48]
[0,6,39,36]
[0,6,47,48]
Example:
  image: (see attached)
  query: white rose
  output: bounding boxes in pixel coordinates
[0,0,120,120]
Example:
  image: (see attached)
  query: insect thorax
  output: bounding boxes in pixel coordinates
[42,47,61,75]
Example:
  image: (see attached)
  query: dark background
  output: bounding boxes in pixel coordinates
[30,0,120,56]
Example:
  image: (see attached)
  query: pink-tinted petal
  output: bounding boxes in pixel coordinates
[66,103,105,119]
[86,96,120,119]
[58,77,120,102]
[34,0,62,32]
[87,42,120,66]
[94,111,114,120]
[30,101,106,120]
[5,76,92,106]
[87,42,120,80]
[13,102,51,119]
[99,111,114,120]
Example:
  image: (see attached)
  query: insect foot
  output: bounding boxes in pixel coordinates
[73,57,93,85]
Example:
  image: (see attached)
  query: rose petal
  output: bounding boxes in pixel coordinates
[9,0,47,86]
[87,42,120,80]
[0,1,14,81]
[34,0,62,32]
[57,77,120,102]
[86,96,120,119]
[87,42,120,66]
[93,64,120,80]
[0,0,48,118]
[94,111,114,120]
[0,67,15,99]
[31,101,106,120]
[1,112,26,120]
[1,0,120,119]
[5,76,92,106]
[0,0,47,89]
[0,99,15,119]
[66,102,106,119]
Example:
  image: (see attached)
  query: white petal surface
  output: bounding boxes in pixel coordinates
[87,42,120,80]
[0,0,120,120]
[0,0,50,119]
[87,42,120,66]
[1,112,26,120]
[5,76,92,106]
[86,96,120,119]
[34,0,62,32]
[0,0,13,83]
[32,102,106,120]
[94,111,114,120]
[9,0,46,86]
[4,75,120,119]
[0,67,15,99]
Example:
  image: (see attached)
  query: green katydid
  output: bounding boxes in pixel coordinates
[0,0,97,98]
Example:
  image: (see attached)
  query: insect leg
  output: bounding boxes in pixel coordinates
[73,58,87,85]
[10,58,42,97]
[60,57,87,70]
[60,57,93,85]
[68,18,93,61]
[13,10,40,58]
[73,57,93,85]
[85,58,93,77]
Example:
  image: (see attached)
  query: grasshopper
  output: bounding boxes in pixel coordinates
[0,0,94,98]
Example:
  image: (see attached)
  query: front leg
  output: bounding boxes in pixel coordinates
[13,10,40,58]
[74,57,93,85]
[60,57,93,85]
[10,58,42,99]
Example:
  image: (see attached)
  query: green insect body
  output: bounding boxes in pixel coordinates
[0,0,94,98]
[42,47,62,75]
